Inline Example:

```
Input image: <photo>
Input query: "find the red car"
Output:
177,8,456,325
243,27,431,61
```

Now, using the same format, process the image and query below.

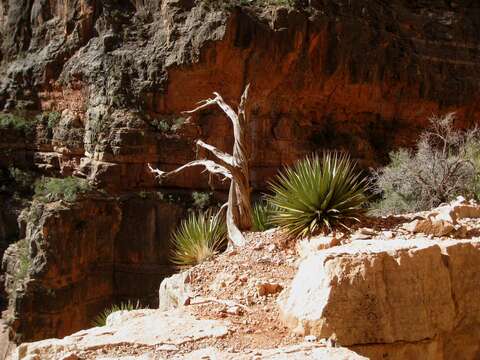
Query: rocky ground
7,197,480,360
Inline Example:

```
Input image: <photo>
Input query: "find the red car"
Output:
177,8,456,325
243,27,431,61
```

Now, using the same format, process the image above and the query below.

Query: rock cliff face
2,194,184,342
2,0,480,191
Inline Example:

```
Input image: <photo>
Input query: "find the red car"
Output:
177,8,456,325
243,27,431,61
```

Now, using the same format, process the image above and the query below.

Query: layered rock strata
1,0,480,192
2,194,184,342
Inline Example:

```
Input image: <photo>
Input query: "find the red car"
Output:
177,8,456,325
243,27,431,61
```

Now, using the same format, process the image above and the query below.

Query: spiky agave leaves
93,300,143,327
171,209,227,267
268,152,368,238
252,200,276,232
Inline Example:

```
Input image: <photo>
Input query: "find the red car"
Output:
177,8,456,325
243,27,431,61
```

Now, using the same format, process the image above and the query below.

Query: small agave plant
171,209,227,267
93,300,143,327
251,200,276,232
268,152,369,238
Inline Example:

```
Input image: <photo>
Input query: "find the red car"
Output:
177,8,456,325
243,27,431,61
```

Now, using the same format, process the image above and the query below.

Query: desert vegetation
371,113,480,215
268,152,369,238
149,86,253,248
93,301,144,327
251,200,276,232
34,177,92,203
167,112,480,266
171,209,227,266
0,113,35,134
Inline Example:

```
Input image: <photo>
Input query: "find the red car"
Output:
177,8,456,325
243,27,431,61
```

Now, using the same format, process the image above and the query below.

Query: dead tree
148,85,252,247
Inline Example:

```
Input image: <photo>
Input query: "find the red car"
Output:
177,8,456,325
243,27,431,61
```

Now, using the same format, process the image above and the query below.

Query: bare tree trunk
148,85,252,247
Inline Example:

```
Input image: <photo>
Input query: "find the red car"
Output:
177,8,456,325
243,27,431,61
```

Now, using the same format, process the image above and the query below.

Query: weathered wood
148,85,252,247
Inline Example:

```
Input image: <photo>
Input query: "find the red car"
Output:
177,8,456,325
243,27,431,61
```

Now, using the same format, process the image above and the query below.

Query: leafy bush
93,300,143,327
34,176,92,203
192,191,212,210
46,112,61,129
171,209,227,266
151,117,186,133
0,113,35,134
252,200,276,231
268,152,369,238
371,113,480,215
11,239,31,291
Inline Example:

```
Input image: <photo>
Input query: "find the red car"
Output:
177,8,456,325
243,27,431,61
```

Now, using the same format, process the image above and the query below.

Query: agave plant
93,300,143,327
171,209,227,266
268,152,368,238
252,200,276,231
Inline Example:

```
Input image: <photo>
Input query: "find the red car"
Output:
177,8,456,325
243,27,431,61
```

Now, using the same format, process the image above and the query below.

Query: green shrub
252,200,276,231
34,176,92,203
93,300,143,327
151,117,186,133
192,191,212,210
171,209,227,267
268,152,369,238
46,112,61,129
371,113,480,215
12,239,31,289
0,113,35,134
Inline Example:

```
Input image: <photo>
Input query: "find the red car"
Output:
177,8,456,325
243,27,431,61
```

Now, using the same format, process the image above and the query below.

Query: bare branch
196,140,237,169
182,92,238,128
212,92,238,125
148,160,232,182
182,95,221,115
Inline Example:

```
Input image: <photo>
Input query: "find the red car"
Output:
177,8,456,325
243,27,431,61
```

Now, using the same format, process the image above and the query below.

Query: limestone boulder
158,271,193,311
178,344,368,359
90,344,367,360
402,197,480,238
13,309,229,360
278,238,480,359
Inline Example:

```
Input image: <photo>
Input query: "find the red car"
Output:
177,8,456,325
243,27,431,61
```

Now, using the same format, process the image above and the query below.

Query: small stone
226,306,243,315
256,282,283,296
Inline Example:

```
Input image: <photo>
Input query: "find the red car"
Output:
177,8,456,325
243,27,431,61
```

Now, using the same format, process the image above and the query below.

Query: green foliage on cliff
150,116,186,133
93,300,144,327
191,191,212,210
371,113,480,215
171,209,227,266
268,152,369,238
10,239,31,293
0,113,36,134
34,176,92,203
46,111,61,129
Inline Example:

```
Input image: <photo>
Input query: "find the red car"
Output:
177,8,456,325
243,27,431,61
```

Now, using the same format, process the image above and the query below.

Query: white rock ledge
278,238,480,359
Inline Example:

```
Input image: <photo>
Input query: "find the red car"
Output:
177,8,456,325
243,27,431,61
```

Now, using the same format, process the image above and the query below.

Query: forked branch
149,85,252,247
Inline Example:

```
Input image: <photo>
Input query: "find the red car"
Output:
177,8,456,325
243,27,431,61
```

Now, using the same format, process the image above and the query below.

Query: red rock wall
1,1,480,192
